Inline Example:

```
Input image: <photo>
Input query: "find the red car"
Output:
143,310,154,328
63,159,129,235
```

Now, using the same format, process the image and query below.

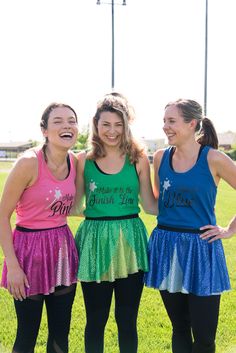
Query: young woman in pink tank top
0,103,79,353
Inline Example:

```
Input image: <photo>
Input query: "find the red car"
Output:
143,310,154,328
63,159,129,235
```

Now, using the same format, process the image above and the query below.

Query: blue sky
0,0,235,142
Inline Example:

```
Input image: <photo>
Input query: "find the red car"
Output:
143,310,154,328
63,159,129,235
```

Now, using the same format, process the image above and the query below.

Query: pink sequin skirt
1,225,79,296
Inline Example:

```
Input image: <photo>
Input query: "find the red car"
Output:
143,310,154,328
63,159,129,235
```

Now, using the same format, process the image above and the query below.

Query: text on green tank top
84,156,140,217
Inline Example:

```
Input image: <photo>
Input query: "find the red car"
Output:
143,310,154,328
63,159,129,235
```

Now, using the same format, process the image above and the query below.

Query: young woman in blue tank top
73,93,157,353
145,99,236,353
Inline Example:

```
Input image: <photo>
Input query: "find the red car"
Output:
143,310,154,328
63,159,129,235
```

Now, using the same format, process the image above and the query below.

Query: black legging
160,290,221,353
13,284,76,353
81,271,144,353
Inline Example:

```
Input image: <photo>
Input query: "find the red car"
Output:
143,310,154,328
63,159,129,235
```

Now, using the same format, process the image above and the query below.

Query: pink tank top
16,149,76,229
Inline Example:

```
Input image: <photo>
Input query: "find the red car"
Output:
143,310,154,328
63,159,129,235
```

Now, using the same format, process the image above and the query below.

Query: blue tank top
157,146,217,229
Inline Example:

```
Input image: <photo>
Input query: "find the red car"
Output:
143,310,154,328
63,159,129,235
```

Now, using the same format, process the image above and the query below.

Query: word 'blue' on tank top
157,146,217,229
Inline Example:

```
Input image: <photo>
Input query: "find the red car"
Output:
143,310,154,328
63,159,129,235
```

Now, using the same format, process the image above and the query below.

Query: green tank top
84,156,140,217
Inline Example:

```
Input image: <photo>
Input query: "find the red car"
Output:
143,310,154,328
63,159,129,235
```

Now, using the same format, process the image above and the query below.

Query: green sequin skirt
75,217,149,282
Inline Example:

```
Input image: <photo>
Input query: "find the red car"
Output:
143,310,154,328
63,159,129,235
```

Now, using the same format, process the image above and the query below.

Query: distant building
141,138,165,154
0,141,33,159
217,131,236,150
140,138,165,163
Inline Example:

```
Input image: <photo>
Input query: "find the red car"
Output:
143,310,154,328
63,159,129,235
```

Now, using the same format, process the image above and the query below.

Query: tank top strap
123,154,130,171
197,145,211,167
159,147,172,172
199,145,210,157
33,148,44,181
68,151,76,180
84,158,93,171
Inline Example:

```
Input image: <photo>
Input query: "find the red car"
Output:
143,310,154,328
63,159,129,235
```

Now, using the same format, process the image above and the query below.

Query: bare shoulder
14,149,38,171
154,148,166,157
153,148,166,167
69,150,78,168
138,152,149,166
77,150,87,159
136,153,150,174
76,150,87,172
77,150,87,162
208,148,234,166
8,149,38,186
208,148,236,187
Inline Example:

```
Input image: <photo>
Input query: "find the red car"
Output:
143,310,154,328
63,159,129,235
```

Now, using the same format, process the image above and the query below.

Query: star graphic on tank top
89,181,97,192
45,188,62,209
54,189,62,199
163,179,171,191
162,178,171,200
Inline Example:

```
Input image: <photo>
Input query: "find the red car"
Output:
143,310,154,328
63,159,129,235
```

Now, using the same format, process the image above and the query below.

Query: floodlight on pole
96,0,127,90
204,0,208,117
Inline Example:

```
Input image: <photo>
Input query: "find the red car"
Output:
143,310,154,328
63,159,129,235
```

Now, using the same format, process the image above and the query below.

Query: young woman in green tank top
74,93,157,353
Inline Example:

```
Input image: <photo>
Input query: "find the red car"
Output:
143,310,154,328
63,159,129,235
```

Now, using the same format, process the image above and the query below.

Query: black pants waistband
85,214,139,221
15,224,67,232
157,224,205,234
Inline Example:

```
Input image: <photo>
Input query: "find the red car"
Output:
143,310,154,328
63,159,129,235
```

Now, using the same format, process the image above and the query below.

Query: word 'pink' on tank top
16,149,76,229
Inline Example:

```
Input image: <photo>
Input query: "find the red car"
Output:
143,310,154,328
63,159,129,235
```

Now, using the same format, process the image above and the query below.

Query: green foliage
225,148,236,161
0,162,14,174
0,170,236,352
74,125,89,151
28,139,40,147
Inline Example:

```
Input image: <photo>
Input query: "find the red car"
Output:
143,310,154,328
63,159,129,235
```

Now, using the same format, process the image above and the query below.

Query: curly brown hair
87,94,144,163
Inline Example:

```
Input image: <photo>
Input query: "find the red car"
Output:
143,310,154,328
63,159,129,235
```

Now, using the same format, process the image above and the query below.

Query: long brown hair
87,94,144,163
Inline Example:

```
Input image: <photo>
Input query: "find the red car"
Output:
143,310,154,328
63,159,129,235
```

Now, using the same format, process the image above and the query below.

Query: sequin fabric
144,227,231,296
75,217,149,282
1,225,79,296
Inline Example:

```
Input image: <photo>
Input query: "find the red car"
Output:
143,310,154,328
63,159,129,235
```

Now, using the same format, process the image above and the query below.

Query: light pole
96,0,126,90
204,0,208,116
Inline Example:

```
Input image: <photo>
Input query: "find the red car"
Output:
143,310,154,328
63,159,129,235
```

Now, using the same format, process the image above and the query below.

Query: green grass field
0,161,236,353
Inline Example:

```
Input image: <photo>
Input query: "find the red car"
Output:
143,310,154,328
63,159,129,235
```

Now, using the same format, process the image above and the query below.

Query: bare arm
200,150,236,242
70,151,86,216
200,215,236,243
136,154,157,215
152,149,165,199
0,154,37,299
208,149,236,188
151,147,166,200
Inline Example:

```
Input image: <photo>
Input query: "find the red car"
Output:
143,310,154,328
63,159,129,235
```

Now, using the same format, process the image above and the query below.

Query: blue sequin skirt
144,225,231,296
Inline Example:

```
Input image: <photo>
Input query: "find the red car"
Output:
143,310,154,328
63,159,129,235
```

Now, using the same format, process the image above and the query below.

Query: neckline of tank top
93,155,128,175
41,149,71,181
169,145,205,173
